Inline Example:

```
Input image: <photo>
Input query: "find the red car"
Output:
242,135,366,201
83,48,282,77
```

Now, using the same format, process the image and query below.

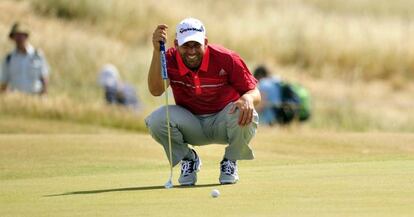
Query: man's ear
204,38,208,47
174,39,178,48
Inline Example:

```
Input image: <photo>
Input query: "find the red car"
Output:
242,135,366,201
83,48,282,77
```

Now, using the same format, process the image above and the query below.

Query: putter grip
160,41,168,80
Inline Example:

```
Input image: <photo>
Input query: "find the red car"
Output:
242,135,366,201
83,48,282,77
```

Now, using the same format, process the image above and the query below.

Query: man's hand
228,88,261,126
148,24,169,96
229,94,255,126
152,24,168,51
39,77,48,95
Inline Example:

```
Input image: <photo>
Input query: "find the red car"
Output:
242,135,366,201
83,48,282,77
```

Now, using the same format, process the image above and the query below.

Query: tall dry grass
1,0,413,132
3,0,414,94
28,0,414,81
0,93,146,132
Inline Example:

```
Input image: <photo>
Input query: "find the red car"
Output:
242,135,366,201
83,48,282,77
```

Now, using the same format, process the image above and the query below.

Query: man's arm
255,91,267,112
39,77,48,95
243,87,261,106
229,87,261,126
0,59,9,93
148,24,169,96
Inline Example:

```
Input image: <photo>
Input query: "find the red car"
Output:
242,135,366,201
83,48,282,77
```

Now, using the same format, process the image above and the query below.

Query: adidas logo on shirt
219,68,227,76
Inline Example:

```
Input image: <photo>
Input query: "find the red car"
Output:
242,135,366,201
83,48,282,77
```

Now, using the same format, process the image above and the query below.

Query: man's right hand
152,24,168,51
148,24,169,96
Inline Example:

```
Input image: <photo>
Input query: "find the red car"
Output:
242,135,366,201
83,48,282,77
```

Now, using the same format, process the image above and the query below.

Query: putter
160,41,174,189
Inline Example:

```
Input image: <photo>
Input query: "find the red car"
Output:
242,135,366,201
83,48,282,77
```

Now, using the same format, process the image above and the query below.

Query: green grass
1,124,413,217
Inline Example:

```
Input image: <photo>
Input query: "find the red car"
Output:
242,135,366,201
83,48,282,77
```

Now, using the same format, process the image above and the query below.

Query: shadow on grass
44,183,222,197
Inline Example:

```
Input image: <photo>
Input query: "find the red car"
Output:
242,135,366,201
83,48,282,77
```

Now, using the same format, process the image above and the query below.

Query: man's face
177,40,207,71
11,32,28,47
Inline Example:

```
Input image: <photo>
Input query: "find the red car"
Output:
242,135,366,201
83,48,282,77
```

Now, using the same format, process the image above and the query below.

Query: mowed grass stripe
1,132,413,179
1,132,413,217
1,160,413,217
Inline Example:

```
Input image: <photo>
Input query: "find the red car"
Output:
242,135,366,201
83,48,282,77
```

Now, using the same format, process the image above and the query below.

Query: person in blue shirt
253,65,282,125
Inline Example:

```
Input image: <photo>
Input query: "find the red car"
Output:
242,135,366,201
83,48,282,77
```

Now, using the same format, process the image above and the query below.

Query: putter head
164,179,173,189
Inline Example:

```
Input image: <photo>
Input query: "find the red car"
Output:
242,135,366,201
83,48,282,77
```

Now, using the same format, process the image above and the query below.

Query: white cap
98,64,120,88
176,18,206,46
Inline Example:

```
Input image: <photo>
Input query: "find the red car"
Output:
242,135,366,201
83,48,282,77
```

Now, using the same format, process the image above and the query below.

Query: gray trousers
145,103,259,167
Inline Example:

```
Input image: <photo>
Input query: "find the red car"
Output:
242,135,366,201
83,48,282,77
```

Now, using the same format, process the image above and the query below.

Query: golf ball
211,189,220,198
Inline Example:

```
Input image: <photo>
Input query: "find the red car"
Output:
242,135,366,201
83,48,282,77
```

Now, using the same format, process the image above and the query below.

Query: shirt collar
176,45,210,76
13,43,35,55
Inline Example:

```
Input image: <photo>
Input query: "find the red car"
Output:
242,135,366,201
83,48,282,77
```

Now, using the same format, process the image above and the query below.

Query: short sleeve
38,50,50,78
229,52,257,94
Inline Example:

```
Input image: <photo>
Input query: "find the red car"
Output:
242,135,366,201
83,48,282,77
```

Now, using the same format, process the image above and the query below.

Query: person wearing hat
145,18,261,185
1,22,50,95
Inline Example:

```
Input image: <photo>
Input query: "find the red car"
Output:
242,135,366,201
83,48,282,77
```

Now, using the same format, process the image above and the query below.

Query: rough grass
0,115,132,134
1,0,414,132
1,126,413,217
0,93,146,132
27,0,414,81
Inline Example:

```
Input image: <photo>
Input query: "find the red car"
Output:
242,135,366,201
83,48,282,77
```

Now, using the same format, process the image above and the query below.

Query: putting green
1,128,413,217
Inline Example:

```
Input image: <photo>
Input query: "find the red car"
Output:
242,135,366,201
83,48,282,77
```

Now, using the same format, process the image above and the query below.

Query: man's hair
253,65,269,80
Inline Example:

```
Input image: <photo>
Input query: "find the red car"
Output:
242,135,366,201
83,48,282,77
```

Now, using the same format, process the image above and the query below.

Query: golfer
145,18,261,185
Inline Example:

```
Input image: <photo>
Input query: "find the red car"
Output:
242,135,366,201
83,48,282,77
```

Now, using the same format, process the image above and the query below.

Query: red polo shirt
165,44,257,115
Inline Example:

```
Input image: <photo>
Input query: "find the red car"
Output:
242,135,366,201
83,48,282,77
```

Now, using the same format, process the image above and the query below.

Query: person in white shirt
98,64,141,110
1,22,49,95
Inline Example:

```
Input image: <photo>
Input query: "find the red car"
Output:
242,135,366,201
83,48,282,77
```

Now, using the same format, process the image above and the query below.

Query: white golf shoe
178,149,201,186
219,159,239,184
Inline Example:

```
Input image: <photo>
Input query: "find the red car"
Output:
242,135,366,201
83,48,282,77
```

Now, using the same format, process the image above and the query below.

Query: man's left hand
229,94,255,126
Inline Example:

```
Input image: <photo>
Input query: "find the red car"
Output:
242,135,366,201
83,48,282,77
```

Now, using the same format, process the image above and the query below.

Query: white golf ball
211,189,220,198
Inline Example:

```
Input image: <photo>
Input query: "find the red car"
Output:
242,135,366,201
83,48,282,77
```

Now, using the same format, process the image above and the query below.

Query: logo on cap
179,26,204,34
176,18,206,46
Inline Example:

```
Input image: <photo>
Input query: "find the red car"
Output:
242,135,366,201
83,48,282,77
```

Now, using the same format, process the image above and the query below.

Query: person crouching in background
98,64,142,111
254,65,312,126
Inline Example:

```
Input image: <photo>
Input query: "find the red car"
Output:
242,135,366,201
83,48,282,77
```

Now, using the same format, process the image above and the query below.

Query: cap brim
9,32,29,39
178,33,205,46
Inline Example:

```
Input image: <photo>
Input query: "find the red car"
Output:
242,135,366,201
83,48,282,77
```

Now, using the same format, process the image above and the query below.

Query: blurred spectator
98,64,142,110
254,65,282,125
254,65,311,126
1,22,50,95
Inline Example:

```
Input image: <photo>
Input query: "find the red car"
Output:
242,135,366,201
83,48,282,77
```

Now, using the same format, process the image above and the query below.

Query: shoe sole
219,179,239,185
220,182,237,185
179,183,196,186
219,175,239,185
